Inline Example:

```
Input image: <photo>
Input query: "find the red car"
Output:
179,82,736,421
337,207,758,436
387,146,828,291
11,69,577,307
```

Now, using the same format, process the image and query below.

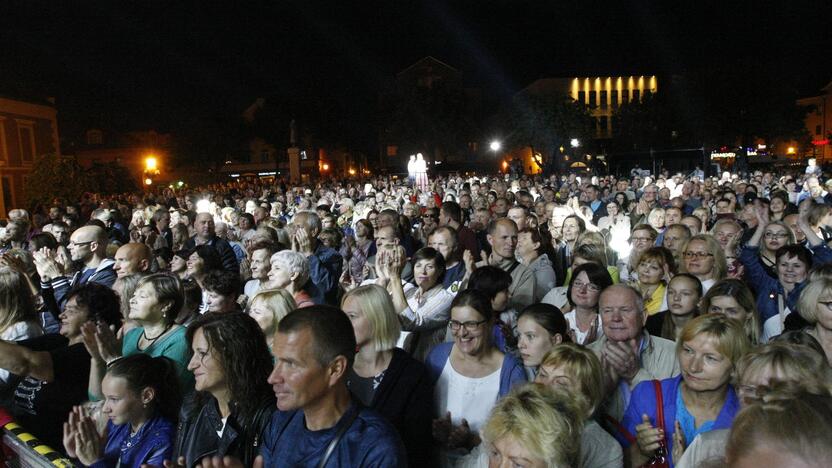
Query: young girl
645,273,702,340
64,354,181,468
515,303,570,380
632,247,675,315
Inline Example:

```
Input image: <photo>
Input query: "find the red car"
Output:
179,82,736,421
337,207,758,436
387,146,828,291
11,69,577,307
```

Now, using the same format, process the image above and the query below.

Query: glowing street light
570,138,580,148
144,178,153,186
145,156,158,171
490,140,502,152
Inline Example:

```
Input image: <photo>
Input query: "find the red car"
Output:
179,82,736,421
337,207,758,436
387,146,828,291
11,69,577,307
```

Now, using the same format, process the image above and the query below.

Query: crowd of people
0,165,830,467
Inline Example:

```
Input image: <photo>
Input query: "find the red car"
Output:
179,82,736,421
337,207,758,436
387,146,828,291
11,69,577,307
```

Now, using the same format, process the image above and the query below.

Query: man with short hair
0,219,29,252
261,306,406,466
476,218,535,310
429,226,466,292
590,285,679,421
680,215,702,236
183,213,239,273
50,221,70,246
290,211,342,305
440,201,479,261
112,243,152,278
34,225,116,312
662,224,692,264
506,206,529,231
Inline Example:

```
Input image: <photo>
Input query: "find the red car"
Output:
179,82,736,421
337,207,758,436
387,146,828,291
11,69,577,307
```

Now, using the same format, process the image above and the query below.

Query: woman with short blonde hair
679,234,727,293
247,288,297,349
341,284,434,467
536,343,624,468
481,383,583,468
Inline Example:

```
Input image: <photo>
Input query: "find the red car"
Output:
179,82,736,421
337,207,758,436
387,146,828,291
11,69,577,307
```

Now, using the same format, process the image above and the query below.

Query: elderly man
259,306,406,466
243,240,279,299
475,218,535,310
290,211,342,305
34,225,116,313
112,242,152,278
183,212,239,273
590,284,679,421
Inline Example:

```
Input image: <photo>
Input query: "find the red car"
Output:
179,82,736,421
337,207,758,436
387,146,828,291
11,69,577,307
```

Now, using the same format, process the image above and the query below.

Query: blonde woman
798,278,832,365
0,266,43,388
470,383,583,468
247,288,297,349
621,314,749,467
342,284,435,467
536,344,624,468
679,234,727,293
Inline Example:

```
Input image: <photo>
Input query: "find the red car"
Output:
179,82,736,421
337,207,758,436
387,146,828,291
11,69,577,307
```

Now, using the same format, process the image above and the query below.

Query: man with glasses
34,225,116,312
590,284,679,422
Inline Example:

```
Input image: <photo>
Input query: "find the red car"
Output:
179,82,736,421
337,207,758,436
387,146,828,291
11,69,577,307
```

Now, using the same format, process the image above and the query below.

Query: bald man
182,212,239,273
113,243,152,278
34,225,117,313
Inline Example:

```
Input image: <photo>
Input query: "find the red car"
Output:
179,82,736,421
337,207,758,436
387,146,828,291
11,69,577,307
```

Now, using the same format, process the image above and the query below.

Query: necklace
141,323,173,349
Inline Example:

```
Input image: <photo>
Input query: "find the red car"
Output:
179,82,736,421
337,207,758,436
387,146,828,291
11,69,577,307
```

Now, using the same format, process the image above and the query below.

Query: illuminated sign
710,152,736,160
812,139,829,146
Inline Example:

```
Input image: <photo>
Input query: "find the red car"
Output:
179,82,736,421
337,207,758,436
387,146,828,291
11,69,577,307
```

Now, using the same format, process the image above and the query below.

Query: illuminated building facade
0,95,61,215
797,80,832,161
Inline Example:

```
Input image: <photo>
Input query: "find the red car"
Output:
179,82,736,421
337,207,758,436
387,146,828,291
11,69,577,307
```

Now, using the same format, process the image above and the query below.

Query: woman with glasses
618,224,658,284
561,263,613,345
679,234,727,294
427,289,526,466
756,220,793,278
740,204,832,341
676,342,832,468
621,314,749,468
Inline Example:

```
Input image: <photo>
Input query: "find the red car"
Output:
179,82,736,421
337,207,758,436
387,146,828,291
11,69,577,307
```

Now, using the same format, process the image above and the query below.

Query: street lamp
490,140,502,152
145,156,158,171
570,138,580,148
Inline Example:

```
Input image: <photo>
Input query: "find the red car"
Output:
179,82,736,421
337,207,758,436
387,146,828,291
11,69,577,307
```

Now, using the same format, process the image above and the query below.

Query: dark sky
2,0,831,144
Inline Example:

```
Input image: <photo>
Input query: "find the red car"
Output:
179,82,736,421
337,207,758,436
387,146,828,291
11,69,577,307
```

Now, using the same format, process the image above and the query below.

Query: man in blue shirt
290,211,342,305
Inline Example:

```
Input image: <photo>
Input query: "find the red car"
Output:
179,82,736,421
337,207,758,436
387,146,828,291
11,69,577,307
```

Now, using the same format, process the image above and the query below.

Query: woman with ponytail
63,354,182,467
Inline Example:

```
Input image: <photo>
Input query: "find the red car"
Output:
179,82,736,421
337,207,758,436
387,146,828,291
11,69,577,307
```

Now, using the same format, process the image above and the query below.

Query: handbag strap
653,380,665,432
317,407,360,468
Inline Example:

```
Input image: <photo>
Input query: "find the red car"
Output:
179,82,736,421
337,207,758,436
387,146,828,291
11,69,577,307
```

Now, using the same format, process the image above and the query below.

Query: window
633,89,641,102
578,91,586,103
817,125,822,136
599,117,609,135
600,90,608,109
17,124,35,163
85,129,103,145
468,141,478,152
588,91,596,107
621,91,629,104
1,176,13,210
611,90,619,108
387,145,398,157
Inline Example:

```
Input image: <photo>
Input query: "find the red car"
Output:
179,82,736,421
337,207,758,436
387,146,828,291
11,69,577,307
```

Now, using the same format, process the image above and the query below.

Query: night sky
2,0,831,147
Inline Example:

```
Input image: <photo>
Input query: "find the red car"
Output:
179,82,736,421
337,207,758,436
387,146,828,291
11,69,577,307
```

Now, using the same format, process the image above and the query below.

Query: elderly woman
701,279,761,345
679,234,727,294
676,341,832,468
265,250,314,308
740,205,832,340
342,284,435,467
460,384,583,468
387,247,455,361
536,343,624,468
427,289,526,466
621,313,750,467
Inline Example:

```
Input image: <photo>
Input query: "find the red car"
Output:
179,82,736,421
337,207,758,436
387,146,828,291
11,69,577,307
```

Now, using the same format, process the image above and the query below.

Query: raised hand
447,418,476,451
603,340,639,382
432,411,453,445
94,322,122,364
73,412,104,465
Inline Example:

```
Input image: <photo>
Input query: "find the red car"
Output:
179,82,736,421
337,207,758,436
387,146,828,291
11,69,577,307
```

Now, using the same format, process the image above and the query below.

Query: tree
25,153,92,209
504,94,594,175
86,162,139,194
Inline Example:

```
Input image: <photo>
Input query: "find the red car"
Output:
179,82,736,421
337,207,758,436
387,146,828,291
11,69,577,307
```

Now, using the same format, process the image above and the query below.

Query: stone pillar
287,147,300,183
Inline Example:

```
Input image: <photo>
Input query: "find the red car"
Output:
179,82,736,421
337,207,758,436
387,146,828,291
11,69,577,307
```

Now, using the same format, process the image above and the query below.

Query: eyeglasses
448,319,487,331
683,251,714,259
631,237,653,243
69,241,93,248
572,281,601,292
763,232,789,240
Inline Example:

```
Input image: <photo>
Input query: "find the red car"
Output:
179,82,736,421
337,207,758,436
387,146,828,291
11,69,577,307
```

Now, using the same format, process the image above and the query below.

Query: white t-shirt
564,311,604,345
436,359,501,467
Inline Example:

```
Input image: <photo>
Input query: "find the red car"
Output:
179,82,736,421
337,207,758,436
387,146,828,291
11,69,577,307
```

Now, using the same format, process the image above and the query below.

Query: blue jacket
620,376,740,468
424,342,527,397
90,415,175,468
740,244,832,322
305,243,343,305
259,401,407,467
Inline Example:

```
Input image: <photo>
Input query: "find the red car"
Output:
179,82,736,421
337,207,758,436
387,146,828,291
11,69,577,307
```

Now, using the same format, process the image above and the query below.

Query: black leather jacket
173,393,275,467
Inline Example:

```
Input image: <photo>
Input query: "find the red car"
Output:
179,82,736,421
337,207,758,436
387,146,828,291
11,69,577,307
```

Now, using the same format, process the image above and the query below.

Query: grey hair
270,250,310,286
